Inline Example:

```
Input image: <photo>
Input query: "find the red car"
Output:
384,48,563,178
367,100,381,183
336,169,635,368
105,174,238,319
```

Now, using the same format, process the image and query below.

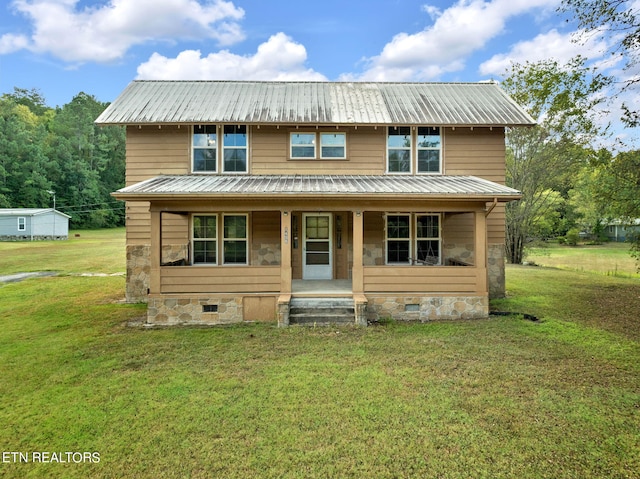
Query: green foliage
561,0,640,126
0,88,125,229
502,58,612,263
565,228,581,245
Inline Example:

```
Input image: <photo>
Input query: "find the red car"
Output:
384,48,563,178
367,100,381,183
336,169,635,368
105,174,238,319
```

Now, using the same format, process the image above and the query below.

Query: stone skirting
365,294,489,322
0,235,67,241
126,244,150,303
147,295,247,325
488,244,506,299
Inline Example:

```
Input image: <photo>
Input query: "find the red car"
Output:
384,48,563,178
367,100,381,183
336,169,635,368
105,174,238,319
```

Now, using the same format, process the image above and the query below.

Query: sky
0,0,636,146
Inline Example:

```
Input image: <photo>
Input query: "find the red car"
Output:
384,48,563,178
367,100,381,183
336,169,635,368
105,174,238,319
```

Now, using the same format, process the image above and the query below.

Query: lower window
223,215,248,264
192,215,217,264
385,213,441,265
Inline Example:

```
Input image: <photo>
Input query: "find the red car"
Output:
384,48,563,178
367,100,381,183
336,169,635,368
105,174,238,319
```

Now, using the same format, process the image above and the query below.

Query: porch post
352,210,364,295
474,209,488,295
280,210,292,295
149,209,161,295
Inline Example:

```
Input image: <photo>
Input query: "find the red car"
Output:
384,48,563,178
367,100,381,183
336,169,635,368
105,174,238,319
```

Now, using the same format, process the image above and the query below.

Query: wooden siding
126,126,189,184
250,126,384,175
363,266,479,293
122,125,508,246
160,266,280,294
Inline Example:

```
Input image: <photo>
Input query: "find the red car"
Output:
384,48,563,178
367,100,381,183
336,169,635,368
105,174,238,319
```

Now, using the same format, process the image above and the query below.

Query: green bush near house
0,229,638,478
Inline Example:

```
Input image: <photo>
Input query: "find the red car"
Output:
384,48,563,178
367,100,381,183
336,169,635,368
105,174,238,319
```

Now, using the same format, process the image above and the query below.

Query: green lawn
526,242,639,277
1,230,639,478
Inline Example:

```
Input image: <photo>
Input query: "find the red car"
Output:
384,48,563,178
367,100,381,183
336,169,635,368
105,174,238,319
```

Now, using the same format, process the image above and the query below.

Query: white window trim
17,217,26,231
222,213,249,266
191,214,218,265
319,132,347,159
192,125,218,174
386,126,413,174
416,127,443,175
385,213,412,265
415,213,442,265
221,125,249,174
290,132,317,159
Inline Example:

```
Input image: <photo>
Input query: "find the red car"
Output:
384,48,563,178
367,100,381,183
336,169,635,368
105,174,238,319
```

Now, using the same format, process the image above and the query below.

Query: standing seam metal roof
95,81,535,126
113,175,521,199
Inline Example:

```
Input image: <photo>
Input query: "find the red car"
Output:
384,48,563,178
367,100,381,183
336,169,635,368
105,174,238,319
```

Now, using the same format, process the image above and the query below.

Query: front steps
288,297,356,326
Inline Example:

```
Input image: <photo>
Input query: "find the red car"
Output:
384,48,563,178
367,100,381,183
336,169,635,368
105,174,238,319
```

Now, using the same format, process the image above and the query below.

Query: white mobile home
0,209,70,241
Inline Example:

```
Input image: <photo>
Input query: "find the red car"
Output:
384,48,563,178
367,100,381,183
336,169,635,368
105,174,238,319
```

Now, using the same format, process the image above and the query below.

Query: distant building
0,208,70,241
606,219,640,243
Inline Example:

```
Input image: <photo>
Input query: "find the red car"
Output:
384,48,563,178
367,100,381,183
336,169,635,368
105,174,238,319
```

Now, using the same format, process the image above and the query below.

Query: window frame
222,214,249,265
17,217,26,231
416,127,442,174
222,125,248,173
192,125,218,173
191,214,218,265
385,214,412,265
415,214,441,265
319,132,346,159
387,126,412,174
290,132,317,159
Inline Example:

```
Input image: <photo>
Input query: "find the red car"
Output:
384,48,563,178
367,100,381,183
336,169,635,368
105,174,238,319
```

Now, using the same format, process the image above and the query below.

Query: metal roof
113,175,521,201
95,81,535,127
0,208,71,218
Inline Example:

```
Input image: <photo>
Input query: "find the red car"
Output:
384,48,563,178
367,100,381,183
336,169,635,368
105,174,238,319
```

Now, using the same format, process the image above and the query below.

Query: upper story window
192,125,248,173
291,133,316,159
223,125,247,173
193,126,217,173
17,217,26,231
320,133,346,159
417,127,441,173
387,127,412,173
387,126,442,174
290,132,347,159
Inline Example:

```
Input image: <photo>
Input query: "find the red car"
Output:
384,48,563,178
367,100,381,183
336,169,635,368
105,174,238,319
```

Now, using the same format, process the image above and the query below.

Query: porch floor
291,280,353,296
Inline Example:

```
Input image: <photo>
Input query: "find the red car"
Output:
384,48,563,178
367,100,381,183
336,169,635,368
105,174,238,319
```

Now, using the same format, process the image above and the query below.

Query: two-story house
96,81,534,326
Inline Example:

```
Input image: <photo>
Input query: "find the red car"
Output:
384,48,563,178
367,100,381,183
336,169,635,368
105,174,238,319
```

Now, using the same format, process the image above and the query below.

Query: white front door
303,213,332,280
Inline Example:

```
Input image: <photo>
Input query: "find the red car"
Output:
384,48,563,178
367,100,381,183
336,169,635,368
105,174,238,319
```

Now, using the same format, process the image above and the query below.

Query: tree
502,57,612,264
561,0,640,126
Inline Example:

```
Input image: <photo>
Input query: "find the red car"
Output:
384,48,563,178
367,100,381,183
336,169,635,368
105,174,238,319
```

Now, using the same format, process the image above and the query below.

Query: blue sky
0,0,635,144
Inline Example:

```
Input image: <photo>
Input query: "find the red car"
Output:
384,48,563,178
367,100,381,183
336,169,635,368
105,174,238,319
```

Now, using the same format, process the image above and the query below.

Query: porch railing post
352,210,364,295
280,210,292,295
474,209,487,295
150,209,161,295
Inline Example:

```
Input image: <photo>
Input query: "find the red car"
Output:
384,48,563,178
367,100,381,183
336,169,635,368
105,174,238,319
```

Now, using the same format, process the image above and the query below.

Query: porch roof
113,174,521,201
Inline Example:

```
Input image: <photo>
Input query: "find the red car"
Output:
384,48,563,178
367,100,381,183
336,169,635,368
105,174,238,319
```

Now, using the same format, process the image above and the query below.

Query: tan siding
161,266,280,293
126,126,190,185
444,127,506,183
250,126,384,174
252,211,280,245
363,266,478,293
443,212,474,244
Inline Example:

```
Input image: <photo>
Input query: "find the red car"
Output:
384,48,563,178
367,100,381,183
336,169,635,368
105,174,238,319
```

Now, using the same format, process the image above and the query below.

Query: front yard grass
0,230,638,478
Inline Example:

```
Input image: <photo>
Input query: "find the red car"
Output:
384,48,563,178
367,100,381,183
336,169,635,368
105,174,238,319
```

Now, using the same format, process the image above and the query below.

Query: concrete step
289,297,355,325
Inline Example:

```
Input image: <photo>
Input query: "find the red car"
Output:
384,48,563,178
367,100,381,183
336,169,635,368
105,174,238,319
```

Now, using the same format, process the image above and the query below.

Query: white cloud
343,0,559,81
4,0,245,63
0,33,29,54
479,29,614,77
136,32,328,81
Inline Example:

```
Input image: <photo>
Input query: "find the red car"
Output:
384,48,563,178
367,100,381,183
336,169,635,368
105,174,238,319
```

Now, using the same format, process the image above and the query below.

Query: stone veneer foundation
488,244,506,298
366,295,489,322
147,295,246,325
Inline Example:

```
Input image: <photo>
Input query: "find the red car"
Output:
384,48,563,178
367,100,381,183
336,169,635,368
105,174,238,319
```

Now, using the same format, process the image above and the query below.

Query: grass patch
526,242,639,278
0,228,125,275
1,231,639,478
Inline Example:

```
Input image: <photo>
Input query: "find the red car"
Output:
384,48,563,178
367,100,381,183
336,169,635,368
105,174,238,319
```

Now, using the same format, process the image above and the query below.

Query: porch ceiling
113,174,521,202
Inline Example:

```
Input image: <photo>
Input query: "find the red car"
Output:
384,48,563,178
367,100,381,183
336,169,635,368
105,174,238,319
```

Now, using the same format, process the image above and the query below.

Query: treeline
0,88,125,229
